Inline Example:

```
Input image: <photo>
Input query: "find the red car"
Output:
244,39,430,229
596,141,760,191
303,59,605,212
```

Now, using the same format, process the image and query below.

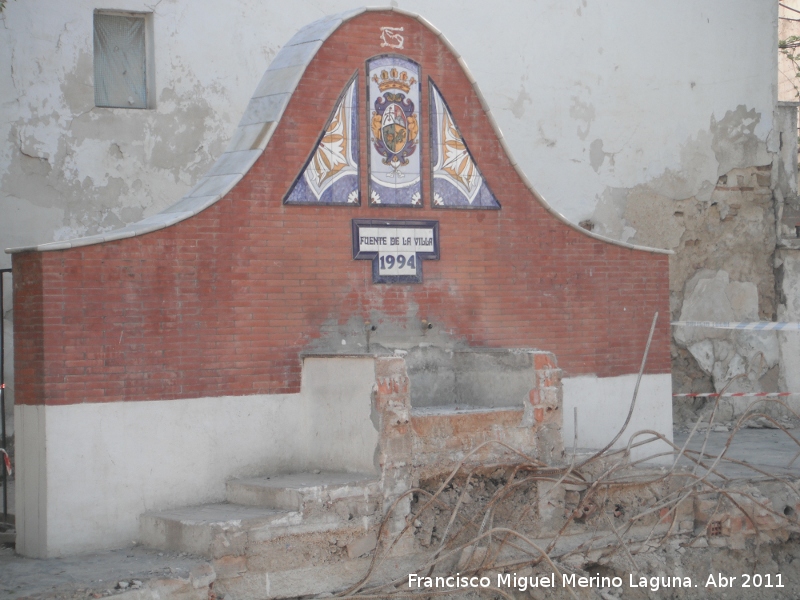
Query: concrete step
226,472,380,515
139,503,298,558
140,474,383,559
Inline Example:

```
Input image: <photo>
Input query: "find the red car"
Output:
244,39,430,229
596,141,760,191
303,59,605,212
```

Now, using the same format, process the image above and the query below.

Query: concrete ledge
139,504,292,558
226,472,379,511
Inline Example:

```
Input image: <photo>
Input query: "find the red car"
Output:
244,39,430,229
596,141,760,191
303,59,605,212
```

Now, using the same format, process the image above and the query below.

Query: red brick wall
12,12,671,406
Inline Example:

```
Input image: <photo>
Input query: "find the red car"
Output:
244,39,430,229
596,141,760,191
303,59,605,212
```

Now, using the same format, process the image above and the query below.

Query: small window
93,12,150,109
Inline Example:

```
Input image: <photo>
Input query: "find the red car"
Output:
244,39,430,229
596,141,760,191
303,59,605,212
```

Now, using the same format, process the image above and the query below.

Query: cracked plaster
674,270,780,399
585,103,782,399
592,107,773,244
0,0,285,267
507,84,532,120
0,2,778,261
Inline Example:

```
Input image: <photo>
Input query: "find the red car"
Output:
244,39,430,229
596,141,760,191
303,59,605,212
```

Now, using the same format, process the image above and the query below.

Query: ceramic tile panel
429,81,500,209
352,219,439,283
367,56,422,207
285,74,360,205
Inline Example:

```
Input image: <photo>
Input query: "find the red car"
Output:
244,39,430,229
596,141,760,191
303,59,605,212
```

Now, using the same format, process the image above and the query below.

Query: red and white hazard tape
0,449,10,477
672,321,800,331
673,392,797,398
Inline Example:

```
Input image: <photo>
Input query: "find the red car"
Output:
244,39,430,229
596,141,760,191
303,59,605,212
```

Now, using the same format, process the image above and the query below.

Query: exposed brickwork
12,12,670,406
374,352,561,491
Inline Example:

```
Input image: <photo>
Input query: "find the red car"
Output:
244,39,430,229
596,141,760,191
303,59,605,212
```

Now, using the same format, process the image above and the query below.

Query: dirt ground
0,544,207,600
491,538,800,600
280,540,800,599
4,424,800,600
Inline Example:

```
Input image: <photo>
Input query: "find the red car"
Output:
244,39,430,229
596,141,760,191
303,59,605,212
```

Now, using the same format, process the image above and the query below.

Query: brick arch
11,9,671,406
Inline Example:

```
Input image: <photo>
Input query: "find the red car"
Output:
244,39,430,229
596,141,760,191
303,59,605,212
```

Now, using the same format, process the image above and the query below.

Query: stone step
139,503,298,558
226,471,380,514
140,474,383,559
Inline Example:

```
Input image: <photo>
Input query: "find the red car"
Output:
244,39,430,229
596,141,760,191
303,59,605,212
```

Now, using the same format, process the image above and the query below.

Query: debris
572,500,597,520
333,391,800,600
346,532,377,559
745,416,779,429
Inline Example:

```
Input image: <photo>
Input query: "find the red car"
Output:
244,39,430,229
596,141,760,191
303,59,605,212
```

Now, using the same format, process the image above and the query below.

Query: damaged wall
0,0,784,420
0,1,778,253
659,107,800,409
593,109,784,405
667,165,778,394
0,1,270,253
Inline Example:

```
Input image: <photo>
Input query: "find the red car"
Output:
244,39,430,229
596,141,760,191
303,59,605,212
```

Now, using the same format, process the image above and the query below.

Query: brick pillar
373,357,413,536
529,351,564,465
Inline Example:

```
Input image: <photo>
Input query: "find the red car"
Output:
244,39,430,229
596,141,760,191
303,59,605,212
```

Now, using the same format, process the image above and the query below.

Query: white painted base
15,357,379,558
562,373,673,462
15,359,674,558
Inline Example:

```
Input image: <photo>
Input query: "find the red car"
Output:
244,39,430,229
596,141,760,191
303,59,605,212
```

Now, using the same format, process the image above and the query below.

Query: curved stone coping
6,7,671,256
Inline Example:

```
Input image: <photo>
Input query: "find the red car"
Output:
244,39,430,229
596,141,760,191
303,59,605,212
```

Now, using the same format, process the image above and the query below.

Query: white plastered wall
563,374,673,462
0,0,777,264
15,357,379,558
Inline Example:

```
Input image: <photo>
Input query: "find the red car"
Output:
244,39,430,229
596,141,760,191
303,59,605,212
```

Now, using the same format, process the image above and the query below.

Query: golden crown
373,68,416,93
